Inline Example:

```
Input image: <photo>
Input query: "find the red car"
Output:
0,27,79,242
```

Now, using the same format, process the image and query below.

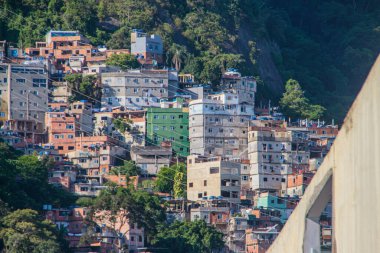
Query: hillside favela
0,1,379,253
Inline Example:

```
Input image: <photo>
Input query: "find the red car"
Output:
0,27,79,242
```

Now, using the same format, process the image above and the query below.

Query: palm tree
168,43,188,71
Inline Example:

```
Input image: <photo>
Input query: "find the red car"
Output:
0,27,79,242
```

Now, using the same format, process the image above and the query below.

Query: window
16,78,25,84
221,191,230,198
170,126,174,131
153,115,159,119
32,78,47,87
210,167,219,174
242,175,248,181
131,236,134,241
139,235,142,242
204,192,207,196
204,180,207,186
68,146,74,150
58,146,63,150
189,183,193,188
153,126,159,131
263,177,268,182
198,193,203,198
66,124,74,129
170,115,175,120
145,79,149,83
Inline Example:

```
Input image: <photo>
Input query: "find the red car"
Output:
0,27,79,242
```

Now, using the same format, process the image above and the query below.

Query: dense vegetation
0,141,219,252
0,141,74,252
1,0,380,120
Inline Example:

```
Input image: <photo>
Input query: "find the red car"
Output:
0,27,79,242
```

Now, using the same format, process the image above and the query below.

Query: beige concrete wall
267,56,380,252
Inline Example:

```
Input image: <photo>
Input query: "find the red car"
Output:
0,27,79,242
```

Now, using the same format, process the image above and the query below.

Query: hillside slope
1,0,380,121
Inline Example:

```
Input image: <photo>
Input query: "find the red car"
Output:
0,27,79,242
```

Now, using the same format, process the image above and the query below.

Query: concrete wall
267,56,380,252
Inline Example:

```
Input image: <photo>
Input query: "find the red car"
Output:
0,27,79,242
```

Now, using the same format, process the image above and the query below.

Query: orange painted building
246,227,278,253
25,30,130,73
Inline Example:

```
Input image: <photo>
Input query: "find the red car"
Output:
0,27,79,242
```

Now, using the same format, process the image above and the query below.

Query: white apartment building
220,69,256,106
189,92,255,159
101,69,178,109
248,126,310,192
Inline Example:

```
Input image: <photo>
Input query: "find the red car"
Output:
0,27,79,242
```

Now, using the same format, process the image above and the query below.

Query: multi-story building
220,69,256,106
226,216,248,253
189,92,255,159
0,63,48,143
130,142,172,175
131,29,163,65
101,69,178,109
50,81,71,102
94,108,146,147
146,100,189,157
68,100,93,136
245,226,279,253
286,171,314,197
247,126,310,192
45,102,76,155
254,192,298,223
24,30,129,76
187,155,241,204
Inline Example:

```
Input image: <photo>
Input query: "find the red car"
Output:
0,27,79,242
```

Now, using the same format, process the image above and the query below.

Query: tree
151,220,224,253
167,43,188,71
106,53,140,70
110,160,141,177
62,0,98,36
155,163,186,195
112,118,132,133
0,209,67,253
173,171,186,199
280,79,326,120
0,141,75,210
65,74,101,104
84,187,166,251
200,53,245,86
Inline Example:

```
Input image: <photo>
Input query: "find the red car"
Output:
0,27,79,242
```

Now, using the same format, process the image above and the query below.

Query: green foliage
2,0,380,120
151,220,224,253
166,43,188,71
0,141,75,210
89,186,166,240
280,79,326,120
105,53,140,70
155,163,186,195
112,117,132,133
75,197,95,207
173,171,185,199
64,74,101,104
110,160,141,177
62,0,97,36
183,10,230,54
0,209,68,253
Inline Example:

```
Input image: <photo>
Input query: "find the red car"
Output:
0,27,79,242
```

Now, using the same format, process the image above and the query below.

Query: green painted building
146,106,189,157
